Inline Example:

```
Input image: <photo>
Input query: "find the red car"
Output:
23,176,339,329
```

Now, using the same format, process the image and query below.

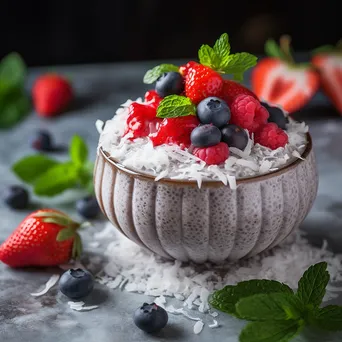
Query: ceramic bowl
94,134,318,264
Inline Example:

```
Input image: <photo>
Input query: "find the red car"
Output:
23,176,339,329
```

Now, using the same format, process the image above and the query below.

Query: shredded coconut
193,320,205,334
209,319,219,328
97,99,308,188
67,301,99,312
30,274,60,297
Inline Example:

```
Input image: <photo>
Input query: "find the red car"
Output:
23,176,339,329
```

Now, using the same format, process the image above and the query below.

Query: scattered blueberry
59,268,94,300
76,196,100,219
3,185,29,209
197,97,230,128
191,124,222,148
155,72,184,98
221,124,249,150
133,302,168,333
30,129,54,151
261,102,288,130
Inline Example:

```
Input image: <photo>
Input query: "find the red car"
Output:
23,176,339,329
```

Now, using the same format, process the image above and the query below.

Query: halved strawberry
311,42,342,114
251,36,320,113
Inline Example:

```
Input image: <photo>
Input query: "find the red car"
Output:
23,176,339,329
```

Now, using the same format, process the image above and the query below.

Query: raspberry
144,90,162,109
254,123,289,150
193,142,229,165
230,94,269,133
149,115,199,148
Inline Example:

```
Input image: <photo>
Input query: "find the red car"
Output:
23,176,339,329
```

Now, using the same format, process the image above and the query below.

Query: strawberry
32,73,73,117
179,61,198,78
185,62,224,104
311,42,342,114
0,209,84,268
251,36,320,113
220,79,258,105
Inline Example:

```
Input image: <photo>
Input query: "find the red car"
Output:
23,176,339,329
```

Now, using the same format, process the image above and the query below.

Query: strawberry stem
279,35,295,64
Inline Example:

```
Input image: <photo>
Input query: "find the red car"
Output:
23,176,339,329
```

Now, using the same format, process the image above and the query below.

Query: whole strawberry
32,74,73,117
0,209,84,268
220,79,258,106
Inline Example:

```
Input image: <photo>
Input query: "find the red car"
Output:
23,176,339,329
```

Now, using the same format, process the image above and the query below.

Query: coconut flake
193,321,204,334
227,175,237,190
209,319,219,328
95,120,104,134
292,150,305,160
68,301,99,311
30,274,60,297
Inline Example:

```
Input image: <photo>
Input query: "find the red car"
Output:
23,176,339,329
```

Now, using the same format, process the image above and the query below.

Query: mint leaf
296,262,329,307
156,95,196,119
0,52,26,91
70,135,88,166
143,64,179,84
311,305,342,331
33,163,79,197
12,155,59,184
198,44,220,69
209,280,293,317
222,52,258,81
264,39,286,59
213,33,230,68
236,293,303,321
311,45,336,55
239,320,303,342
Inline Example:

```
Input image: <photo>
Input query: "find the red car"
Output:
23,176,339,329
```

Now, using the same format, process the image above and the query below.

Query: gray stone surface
0,61,342,341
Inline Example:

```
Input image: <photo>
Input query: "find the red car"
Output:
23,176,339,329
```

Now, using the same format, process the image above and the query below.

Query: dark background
1,0,340,67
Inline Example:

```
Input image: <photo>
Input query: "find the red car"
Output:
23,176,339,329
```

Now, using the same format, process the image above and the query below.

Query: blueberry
221,124,249,150
3,185,29,209
261,102,288,130
197,97,230,128
76,196,100,219
155,72,184,98
30,130,54,151
191,124,222,148
59,268,94,299
133,303,168,333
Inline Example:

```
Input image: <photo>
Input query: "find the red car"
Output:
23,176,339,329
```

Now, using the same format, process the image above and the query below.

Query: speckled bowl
94,134,318,264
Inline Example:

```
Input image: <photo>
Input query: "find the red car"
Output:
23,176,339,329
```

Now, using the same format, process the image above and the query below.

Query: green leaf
0,52,26,91
156,95,196,119
222,52,258,81
311,45,336,55
236,293,303,321
239,320,303,342
296,262,330,307
264,39,286,59
33,162,79,197
70,135,88,166
143,64,179,84
56,228,76,241
0,88,31,128
311,305,342,331
209,280,293,317
213,33,231,67
72,233,83,259
12,154,59,184
198,44,220,69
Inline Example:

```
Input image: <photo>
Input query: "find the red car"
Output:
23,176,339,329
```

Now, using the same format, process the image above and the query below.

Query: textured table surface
0,61,342,342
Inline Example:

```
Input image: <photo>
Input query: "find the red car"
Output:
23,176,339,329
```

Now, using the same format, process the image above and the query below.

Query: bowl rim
99,133,312,187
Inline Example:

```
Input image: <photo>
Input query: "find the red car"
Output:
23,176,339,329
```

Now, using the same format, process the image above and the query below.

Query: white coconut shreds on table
93,222,342,330
97,98,309,189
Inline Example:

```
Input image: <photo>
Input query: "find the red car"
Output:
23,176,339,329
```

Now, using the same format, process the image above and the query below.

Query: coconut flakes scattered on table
67,301,99,312
30,274,60,297
95,222,342,320
97,99,309,188
193,320,205,334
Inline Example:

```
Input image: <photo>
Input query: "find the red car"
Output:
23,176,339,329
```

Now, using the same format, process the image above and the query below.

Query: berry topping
59,268,94,300
179,61,198,77
261,102,288,130
150,115,199,148
129,102,157,120
185,63,223,104
221,124,249,150
254,123,289,150
155,72,184,98
2,185,29,210
144,90,162,109
76,196,100,219
133,303,168,333
30,129,54,151
230,94,269,133
193,142,229,165
196,96,231,128
220,79,258,105
191,124,222,148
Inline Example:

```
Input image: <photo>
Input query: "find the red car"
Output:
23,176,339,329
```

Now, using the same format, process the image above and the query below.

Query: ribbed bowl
94,135,318,264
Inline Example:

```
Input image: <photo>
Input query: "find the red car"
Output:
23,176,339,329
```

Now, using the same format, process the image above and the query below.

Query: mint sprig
143,64,179,84
12,135,94,197
209,262,342,342
156,95,196,119
0,52,31,128
198,33,257,81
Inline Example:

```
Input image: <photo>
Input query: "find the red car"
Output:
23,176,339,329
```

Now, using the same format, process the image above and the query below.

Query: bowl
94,134,318,264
